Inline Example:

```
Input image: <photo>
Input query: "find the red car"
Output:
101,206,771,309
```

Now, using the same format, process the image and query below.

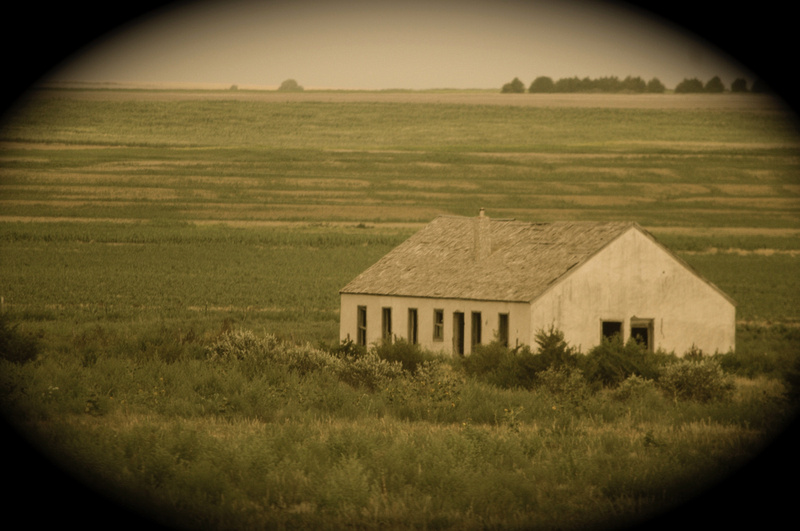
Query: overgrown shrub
335,352,403,391
205,329,278,362
374,339,431,374
609,374,659,402
464,328,581,390
324,338,367,361
0,316,40,364
534,326,579,370
581,337,662,388
462,341,535,389
382,359,463,421
656,358,735,402
535,366,590,407
207,330,403,390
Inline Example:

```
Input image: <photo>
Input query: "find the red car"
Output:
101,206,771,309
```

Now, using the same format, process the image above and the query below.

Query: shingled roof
340,214,636,302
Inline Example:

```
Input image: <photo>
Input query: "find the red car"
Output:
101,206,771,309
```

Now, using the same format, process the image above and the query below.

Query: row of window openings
602,319,654,351
356,306,510,353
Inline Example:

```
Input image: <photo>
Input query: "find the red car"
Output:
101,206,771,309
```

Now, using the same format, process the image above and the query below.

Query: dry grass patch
0,215,140,224
279,178,371,189
648,227,800,237
34,88,789,112
682,248,800,256
529,194,658,207
676,196,798,209
712,184,785,196
393,179,480,191
180,203,446,222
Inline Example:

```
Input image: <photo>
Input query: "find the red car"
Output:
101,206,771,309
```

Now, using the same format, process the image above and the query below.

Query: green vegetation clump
277,79,304,92
373,338,433,374
462,327,579,390
500,77,525,93
207,329,403,390
656,356,735,402
0,316,40,364
522,75,664,93
581,336,668,388
674,77,706,93
0,321,793,530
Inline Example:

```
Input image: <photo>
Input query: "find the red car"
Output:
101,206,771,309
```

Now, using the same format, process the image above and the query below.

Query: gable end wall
529,228,735,355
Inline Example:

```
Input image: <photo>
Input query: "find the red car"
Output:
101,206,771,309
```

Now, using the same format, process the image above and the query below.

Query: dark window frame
356,306,367,346
601,320,623,341
433,309,444,341
498,313,509,347
630,318,655,352
382,307,393,342
471,311,482,347
408,308,418,345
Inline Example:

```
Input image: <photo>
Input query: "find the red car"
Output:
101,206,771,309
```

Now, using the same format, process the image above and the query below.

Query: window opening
408,308,418,345
453,312,465,356
382,307,392,343
433,309,444,341
471,312,482,347
601,321,623,342
498,313,509,347
630,318,654,352
357,306,367,346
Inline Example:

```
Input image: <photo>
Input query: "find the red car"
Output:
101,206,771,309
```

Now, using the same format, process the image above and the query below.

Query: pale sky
48,0,754,91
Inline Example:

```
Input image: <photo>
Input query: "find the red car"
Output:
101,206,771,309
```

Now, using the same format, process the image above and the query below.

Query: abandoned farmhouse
339,211,736,356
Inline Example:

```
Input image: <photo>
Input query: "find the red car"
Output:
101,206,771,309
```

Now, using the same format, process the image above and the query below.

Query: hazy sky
48,0,753,90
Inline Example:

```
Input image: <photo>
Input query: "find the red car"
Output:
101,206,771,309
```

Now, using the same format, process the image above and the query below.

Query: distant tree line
673,76,769,94
502,75,769,94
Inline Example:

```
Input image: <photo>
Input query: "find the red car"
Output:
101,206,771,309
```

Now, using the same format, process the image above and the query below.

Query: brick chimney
474,208,491,260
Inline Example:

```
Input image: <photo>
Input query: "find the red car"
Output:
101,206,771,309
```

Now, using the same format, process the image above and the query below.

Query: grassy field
1,89,799,530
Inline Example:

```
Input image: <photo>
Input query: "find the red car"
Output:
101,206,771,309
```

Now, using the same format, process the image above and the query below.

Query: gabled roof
340,215,635,302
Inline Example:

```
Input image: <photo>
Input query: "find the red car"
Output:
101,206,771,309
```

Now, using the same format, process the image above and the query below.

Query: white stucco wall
339,293,530,356
529,228,735,355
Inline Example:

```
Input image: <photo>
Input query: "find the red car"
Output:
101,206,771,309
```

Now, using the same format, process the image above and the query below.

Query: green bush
534,326,579,370
374,339,431,374
324,338,367,361
205,329,278,362
608,374,659,402
0,316,40,364
580,336,662,388
207,329,403,391
464,328,581,390
334,352,403,391
535,366,590,407
462,340,510,376
656,358,735,402
462,341,536,389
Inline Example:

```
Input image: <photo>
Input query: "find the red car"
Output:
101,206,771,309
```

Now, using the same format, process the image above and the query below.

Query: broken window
601,320,623,341
471,312,482,347
408,308,418,345
357,306,367,346
498,313,509,347
630,318,654,352
453,311,465,355
433,309,444,341
382,307,392,343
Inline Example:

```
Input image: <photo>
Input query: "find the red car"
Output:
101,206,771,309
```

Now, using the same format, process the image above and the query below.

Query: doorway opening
453,312,465,356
